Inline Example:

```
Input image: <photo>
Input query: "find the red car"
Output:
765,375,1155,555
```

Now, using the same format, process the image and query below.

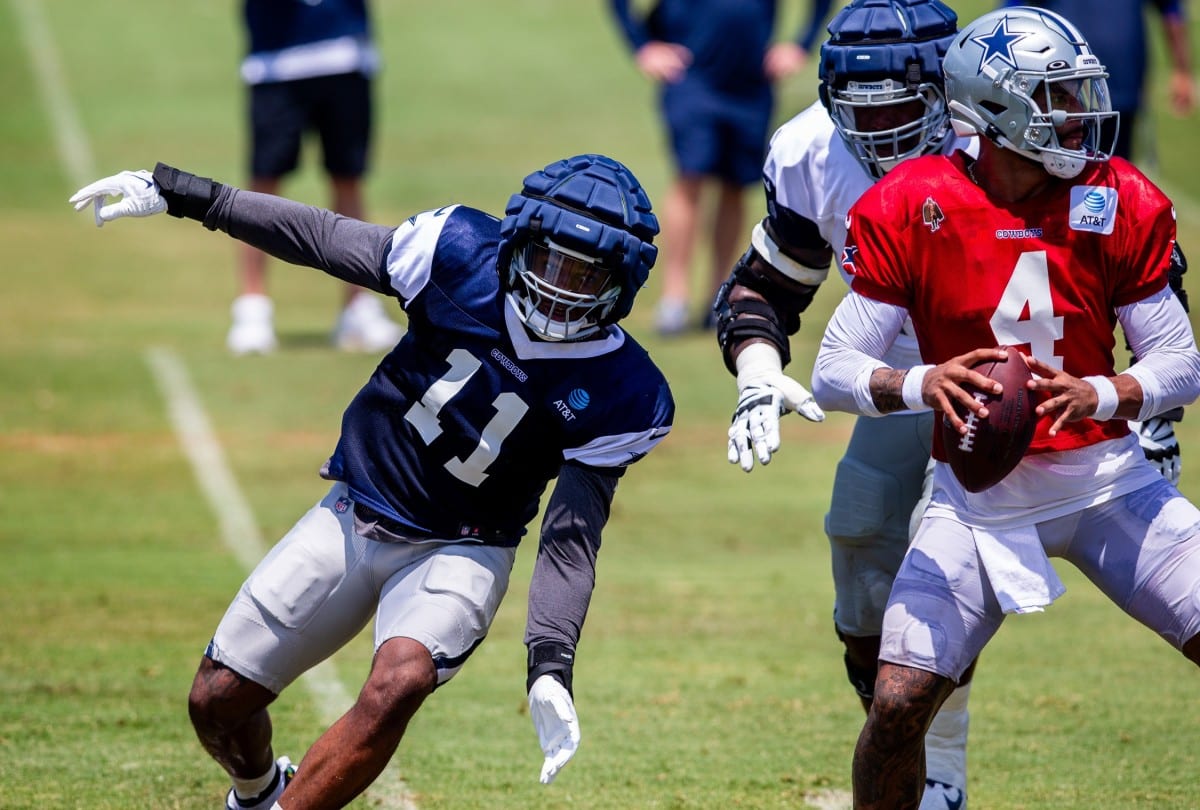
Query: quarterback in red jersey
812,7,1200,809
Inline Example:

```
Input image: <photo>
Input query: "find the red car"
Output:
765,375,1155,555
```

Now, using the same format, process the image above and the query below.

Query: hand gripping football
941,346,1038,492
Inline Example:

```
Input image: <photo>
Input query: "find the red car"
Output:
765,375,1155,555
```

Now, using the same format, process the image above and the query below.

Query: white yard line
145,347,418,809
9,0,94,187
10,0,413,800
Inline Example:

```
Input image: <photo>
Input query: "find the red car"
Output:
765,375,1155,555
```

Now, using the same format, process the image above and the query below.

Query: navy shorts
248,72,372,179
660,83,771,186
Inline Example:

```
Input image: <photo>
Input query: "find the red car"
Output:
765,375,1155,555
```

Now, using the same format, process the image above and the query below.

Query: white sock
925,681,970,789
232,761,279,801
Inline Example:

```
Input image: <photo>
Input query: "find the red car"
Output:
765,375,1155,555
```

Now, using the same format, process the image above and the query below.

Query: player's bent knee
187,657,276,731
360,637,437,721
870,663,951,732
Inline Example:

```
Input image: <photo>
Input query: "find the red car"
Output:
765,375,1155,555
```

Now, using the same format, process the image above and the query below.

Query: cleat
227,294,278,355
920,778,965,810
225,756,296,809
653,298,690,336
333,293,404,352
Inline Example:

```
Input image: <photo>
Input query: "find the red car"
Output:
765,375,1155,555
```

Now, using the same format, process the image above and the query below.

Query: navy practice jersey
241,0,377,85
320,205,674,543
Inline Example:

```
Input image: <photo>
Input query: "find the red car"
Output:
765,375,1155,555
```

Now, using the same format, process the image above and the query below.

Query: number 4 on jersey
989,250,1065,368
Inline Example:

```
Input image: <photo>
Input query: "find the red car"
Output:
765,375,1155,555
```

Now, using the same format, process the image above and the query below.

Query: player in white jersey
713,1,972,805
70,154,673,807
812,8,1200,807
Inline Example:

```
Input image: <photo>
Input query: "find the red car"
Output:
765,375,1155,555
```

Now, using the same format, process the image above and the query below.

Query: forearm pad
716,247,813,373
152,162,223,222
527,643,575,697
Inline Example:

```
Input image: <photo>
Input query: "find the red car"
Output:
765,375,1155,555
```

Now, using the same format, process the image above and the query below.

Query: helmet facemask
1022,72,1116,178
827,77,951,179
508,238,621,341
817,0,960,180
497,154,659,342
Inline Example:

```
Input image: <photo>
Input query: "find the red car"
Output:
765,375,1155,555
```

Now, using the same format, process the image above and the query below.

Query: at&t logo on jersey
1069,186,1118,235
553,388,591,422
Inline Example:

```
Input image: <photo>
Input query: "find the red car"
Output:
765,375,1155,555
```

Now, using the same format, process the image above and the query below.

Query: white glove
69,170,166,227
528,674,580,785
727,343,825,472
1131,416,1181,486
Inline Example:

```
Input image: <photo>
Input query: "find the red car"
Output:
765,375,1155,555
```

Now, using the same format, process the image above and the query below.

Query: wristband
152,162,222,222
527,643,575,696
1083,375,1119,421
902,365,934,412
735,342,784,388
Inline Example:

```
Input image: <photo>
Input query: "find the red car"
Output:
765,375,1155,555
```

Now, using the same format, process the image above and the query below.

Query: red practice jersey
843,150,1176,457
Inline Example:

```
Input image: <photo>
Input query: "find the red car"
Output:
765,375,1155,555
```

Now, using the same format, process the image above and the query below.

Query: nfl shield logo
334,497,351,514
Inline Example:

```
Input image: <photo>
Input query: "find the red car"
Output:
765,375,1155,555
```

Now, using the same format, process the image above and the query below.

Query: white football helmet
943,6,1118,179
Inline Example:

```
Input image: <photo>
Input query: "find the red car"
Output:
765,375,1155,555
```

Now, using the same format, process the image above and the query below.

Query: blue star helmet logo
971,16,1026,72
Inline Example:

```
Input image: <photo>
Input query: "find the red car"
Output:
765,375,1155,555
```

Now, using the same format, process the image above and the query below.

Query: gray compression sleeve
204,185,397,294
524,464,620,651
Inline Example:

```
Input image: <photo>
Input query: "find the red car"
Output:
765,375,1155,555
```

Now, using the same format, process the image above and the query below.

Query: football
941,346,1038,493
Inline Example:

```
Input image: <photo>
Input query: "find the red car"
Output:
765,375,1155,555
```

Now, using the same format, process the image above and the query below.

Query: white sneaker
333,294,404,352
225,756,296,809
920,778,966,810
227,294,278,355
654,298,690,336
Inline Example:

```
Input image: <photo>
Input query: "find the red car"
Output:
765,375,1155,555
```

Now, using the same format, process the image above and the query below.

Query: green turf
5,0,1200,807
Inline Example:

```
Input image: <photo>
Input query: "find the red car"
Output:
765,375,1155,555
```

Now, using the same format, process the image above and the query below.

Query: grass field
4,1,1200,807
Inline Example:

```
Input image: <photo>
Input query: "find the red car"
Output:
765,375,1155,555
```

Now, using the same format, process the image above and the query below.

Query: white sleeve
384,205,459,301
1116,286,1200,419
812,291,907,417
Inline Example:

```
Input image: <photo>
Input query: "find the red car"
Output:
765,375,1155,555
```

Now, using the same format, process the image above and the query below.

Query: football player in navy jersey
70,154,674,808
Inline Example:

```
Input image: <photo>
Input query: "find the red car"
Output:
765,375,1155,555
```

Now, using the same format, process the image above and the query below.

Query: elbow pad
152,162,223,222
715,252,795,374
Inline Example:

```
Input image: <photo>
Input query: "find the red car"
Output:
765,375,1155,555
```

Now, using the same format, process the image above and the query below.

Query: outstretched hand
727,343,824,472
69,169,166,227
727,375,824,471
528,674,580,785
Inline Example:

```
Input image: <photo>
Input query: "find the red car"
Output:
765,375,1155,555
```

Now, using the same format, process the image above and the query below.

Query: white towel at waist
972,524,1066,614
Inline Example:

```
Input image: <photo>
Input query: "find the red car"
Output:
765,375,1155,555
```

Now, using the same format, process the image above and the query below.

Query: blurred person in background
609,0,834,336
1003,0,1196,161
229,0,404,355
